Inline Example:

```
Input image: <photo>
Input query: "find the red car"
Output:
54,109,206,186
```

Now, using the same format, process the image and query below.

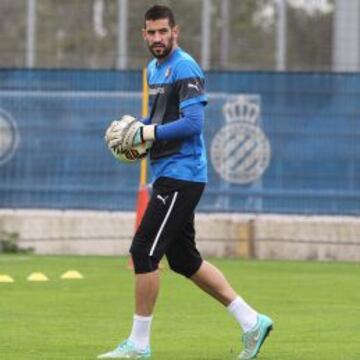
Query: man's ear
142,28,147,41
172,25,179,41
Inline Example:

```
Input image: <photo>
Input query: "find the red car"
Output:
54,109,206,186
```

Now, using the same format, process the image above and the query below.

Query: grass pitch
0,255,359,360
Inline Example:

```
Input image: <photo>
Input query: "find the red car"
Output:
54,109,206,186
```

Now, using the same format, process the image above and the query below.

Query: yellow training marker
0,274,14,283
61,270,84,280
27,272,49,282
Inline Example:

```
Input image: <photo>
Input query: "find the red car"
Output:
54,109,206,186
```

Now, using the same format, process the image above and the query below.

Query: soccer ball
111,141,151,163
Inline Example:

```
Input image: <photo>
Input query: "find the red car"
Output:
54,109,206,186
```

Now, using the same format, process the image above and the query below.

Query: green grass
0,255,359,360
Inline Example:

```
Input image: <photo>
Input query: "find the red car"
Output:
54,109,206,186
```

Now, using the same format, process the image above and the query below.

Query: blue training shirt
147,47,208,183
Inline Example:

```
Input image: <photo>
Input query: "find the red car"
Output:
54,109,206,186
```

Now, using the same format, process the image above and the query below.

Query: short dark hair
144,5,176,28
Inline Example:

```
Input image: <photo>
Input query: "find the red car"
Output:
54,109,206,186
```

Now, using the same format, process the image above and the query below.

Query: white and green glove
105,115,136,150
105,114,156,151
129,123,157,148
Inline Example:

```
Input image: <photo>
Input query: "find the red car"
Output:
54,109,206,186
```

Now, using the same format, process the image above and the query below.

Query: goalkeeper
100,4,273,360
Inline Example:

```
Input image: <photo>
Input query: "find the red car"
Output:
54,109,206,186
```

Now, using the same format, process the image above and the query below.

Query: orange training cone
135,185,150,230
127,184,150,269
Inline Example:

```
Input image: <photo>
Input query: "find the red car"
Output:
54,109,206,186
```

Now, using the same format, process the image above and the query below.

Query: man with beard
99,5,273,360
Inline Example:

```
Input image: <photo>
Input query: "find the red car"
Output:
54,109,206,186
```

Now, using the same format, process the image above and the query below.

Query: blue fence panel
204,72,360,214
0,69,359,214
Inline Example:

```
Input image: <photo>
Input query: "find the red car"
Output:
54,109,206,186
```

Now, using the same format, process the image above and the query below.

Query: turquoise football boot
239,314,273,359
97,339,151,359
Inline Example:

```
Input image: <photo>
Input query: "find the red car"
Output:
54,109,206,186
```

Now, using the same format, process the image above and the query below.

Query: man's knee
130,248,159,274
167,258,202,278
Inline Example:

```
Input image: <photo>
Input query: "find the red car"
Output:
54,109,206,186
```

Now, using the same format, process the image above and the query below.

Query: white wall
1,209,360,261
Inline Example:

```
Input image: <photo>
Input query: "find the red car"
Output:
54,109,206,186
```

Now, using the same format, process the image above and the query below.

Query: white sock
227,296,258,332
129,314,153,350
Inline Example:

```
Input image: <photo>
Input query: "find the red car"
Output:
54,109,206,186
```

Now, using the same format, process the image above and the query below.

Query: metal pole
333,0,360,71
276,0,287,71
26,0,36,68
201,0,211,71
117,0,128,69
220,0,230,69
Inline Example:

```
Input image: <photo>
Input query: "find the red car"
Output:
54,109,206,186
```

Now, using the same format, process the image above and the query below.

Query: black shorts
130,176,205,277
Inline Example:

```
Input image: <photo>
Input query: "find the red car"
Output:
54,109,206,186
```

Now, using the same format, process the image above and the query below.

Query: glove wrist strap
142,125,157,141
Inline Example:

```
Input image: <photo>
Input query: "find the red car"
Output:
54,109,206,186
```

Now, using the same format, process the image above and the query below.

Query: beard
148,36,174,59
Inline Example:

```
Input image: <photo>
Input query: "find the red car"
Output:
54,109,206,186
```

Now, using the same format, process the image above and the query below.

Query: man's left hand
122,123,157,150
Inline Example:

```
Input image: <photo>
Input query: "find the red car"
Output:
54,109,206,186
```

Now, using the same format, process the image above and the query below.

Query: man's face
142,18,178,59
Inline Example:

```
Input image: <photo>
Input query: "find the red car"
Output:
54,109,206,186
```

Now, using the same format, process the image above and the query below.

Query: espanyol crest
210,95,271,184
0,109,19,166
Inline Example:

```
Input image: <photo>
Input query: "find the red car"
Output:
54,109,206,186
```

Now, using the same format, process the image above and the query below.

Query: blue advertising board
0,70,359,214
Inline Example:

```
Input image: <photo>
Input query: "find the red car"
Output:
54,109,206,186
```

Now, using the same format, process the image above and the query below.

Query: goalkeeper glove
132,124,157,146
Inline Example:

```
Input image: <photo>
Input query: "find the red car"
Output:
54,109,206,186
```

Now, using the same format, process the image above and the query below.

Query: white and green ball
111,141,151,163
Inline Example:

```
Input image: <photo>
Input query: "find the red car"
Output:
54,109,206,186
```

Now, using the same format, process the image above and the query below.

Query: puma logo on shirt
188,82,199,91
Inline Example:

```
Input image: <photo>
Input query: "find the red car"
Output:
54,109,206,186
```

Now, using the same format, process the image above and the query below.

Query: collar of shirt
156,47,181,68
